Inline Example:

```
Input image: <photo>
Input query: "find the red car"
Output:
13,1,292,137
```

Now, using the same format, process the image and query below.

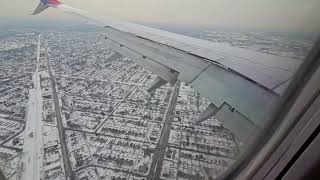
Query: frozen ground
0,24,316,180
20,35,43,180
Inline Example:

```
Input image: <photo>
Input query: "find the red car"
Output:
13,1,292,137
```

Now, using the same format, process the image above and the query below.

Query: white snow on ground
20,34,44,180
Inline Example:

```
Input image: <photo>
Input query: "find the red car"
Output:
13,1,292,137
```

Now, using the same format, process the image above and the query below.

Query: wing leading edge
32,2,302,143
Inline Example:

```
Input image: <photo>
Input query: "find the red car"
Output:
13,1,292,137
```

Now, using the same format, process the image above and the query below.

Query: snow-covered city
0,26,315,180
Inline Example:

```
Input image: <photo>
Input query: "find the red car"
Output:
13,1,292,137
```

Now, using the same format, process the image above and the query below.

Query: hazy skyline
0,0,320,32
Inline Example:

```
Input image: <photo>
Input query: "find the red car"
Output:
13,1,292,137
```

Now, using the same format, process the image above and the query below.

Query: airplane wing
32,0,302,143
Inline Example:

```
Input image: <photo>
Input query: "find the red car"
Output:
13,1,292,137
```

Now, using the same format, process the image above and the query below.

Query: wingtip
31,2,49,15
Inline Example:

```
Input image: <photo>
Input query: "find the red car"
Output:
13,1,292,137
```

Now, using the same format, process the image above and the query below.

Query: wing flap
189,63,278,127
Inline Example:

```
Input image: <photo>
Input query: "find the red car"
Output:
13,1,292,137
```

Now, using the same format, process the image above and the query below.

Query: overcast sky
0,0,320,32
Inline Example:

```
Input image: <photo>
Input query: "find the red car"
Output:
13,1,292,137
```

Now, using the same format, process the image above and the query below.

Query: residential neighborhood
0,28,313,180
